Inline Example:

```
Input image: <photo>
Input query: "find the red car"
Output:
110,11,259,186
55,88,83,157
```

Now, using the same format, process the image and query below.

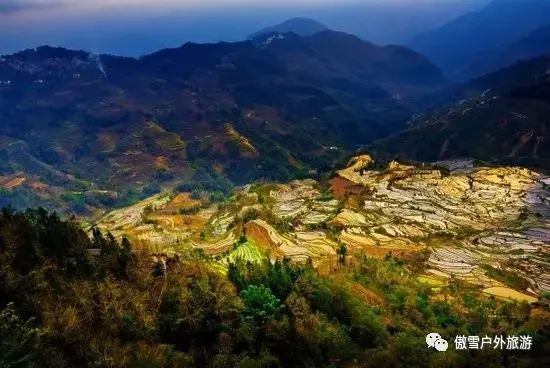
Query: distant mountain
410,0,550,80
248,18,329,39
465,24,550,79
368,56,550,169
254,31,445,96
0,35,446,213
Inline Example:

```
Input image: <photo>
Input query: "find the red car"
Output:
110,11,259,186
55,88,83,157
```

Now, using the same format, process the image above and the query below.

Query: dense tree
0,303,42,368
0,208,548,368
241,285,282,324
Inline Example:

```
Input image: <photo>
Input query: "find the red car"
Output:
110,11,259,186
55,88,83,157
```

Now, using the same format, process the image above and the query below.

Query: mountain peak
248,18,329,40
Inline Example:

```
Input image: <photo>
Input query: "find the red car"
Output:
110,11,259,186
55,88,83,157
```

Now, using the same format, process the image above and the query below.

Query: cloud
0,0,359,13
0,0,72,13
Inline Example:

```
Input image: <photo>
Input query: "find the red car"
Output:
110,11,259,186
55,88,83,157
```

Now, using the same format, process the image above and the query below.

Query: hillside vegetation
0,32,445,215
1,207,549,368
370,57,550,170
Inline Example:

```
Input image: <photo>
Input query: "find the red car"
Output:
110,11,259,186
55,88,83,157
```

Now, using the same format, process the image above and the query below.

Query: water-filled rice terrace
95,155,550,304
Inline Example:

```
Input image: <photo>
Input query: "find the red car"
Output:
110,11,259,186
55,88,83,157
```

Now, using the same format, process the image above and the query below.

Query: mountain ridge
0,32,446,214
464,24,550,79
410,0,550,80
368,56,550,169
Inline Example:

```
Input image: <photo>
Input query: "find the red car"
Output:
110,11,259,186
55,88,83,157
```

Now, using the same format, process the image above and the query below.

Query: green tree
0,303,42,368
240,285,281,324
228,263,248,291
338,244,348,265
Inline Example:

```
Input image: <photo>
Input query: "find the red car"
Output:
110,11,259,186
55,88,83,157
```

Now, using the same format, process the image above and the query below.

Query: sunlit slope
96,154,550,302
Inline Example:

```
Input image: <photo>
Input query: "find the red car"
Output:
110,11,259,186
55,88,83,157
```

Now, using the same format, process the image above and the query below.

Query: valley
370,56,550,170
2,2,550,365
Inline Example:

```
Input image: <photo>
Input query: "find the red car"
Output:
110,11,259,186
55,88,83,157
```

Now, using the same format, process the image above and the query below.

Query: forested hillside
1,208,548,367
369,57,550,169
0,32,445,215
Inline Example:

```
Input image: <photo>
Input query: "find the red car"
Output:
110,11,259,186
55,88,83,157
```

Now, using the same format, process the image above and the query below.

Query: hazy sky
0,0,492,56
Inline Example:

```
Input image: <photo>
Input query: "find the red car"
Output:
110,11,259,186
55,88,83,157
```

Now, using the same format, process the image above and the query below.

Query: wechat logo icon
426,333,448,352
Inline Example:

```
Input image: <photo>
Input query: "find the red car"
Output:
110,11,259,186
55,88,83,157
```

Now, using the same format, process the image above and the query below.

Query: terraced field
220,241,265,266
244,219,337,264
224,123,259,158
0,174,26,189
334,156,550,299
193,232,238,256
95,155,550,302
95,193,215,247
